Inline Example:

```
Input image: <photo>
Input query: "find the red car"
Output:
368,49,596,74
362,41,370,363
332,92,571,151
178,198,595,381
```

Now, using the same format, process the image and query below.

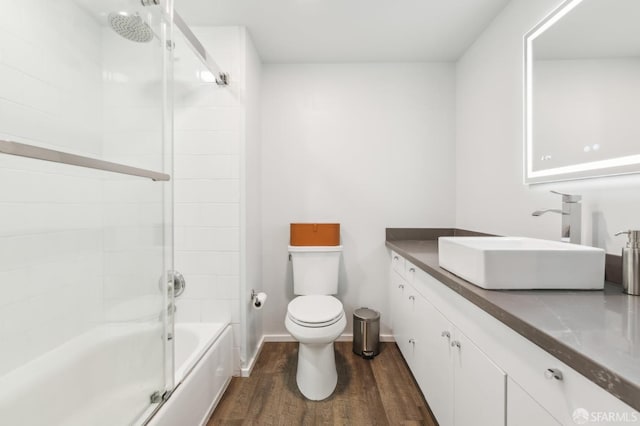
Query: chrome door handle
441,331,450,338
167,270,186,297
451,340,461,349
408,295,415,301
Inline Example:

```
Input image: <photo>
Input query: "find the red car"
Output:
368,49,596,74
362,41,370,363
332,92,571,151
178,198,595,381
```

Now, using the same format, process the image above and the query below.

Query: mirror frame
524,0,640,184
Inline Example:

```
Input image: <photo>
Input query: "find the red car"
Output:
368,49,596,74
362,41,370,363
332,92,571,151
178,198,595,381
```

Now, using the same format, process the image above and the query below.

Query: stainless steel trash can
353,307,380,359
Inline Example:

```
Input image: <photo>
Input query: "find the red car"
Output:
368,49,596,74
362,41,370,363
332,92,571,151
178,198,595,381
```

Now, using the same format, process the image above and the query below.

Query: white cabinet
390,268,409,360
414,296,454,425
452,330,505,426
395,284,413,362
507,378,560,426
389,252,637,426
390,259,506,426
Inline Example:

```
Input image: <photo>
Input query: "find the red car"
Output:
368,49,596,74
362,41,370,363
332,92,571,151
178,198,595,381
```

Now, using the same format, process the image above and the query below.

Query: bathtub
0,322,232,426
146,323,233,426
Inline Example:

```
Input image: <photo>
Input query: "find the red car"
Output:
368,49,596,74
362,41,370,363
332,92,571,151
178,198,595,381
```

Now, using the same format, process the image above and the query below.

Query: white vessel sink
438,237,605,290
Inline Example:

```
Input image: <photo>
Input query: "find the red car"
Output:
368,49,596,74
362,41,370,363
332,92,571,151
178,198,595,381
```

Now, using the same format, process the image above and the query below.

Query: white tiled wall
0,0,170,377
100,20,168,323
0,0,104,375
173,26,263,375
0,1,102,155
173,27,244,373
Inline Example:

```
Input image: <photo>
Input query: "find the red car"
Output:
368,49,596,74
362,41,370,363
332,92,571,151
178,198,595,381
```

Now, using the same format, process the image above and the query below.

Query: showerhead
108,12,154,43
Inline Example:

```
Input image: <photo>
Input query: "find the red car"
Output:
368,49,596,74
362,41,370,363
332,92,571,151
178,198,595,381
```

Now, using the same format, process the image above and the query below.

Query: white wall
0,0,104,375
239,30,263,372
261,63,456,337
173,26,262,374
173,27,242,375
455,0,640,253
100,22,168,324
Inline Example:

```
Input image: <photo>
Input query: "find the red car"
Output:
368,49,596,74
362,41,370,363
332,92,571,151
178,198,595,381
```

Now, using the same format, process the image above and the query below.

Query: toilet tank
289,245,343,295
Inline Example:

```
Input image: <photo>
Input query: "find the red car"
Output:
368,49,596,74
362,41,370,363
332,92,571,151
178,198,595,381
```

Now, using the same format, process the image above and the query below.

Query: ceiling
174,0,510,63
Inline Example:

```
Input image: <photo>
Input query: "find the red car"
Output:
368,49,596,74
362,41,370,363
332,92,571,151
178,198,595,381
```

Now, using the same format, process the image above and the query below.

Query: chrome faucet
532,190,582,244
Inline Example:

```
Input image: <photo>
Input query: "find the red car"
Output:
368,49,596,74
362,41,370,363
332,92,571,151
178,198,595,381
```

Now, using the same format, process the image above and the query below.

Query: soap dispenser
615,230,640,295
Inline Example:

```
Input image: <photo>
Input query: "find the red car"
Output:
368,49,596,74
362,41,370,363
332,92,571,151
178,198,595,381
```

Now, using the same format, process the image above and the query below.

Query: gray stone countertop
386,239,640,411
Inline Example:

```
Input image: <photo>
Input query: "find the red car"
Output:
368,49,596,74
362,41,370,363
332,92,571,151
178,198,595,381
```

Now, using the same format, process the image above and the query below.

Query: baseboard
263,334,297,342
240,335,265,378
263,333,395,343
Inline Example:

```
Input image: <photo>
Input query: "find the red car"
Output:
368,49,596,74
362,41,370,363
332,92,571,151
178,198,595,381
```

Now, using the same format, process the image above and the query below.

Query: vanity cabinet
389,251,637,426
389,253,506,426
507,377,560,426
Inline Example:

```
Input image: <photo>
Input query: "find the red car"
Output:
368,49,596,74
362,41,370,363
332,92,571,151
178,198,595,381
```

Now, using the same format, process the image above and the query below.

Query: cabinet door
390,273,411,361
452,331,506,426
507,378,560,426
391,251,405,277
389,271,405,333
414,296,454,426
398,285,420,366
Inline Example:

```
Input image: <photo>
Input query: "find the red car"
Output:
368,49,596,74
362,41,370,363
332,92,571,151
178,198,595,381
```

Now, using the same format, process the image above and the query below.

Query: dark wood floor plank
370,344,438,425
207,342,437,426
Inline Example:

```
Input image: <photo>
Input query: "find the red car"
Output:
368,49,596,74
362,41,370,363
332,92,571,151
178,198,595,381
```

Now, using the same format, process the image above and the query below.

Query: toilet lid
287,295,344,326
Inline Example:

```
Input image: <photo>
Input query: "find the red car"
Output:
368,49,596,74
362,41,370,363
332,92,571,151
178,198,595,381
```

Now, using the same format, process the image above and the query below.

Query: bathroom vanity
386,230,639,425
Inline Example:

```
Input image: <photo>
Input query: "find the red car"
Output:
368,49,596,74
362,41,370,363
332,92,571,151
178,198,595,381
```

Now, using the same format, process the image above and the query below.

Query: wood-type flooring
207,341,437,425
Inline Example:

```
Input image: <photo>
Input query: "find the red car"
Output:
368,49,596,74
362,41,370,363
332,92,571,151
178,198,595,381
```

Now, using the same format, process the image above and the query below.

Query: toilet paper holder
250,289,267,309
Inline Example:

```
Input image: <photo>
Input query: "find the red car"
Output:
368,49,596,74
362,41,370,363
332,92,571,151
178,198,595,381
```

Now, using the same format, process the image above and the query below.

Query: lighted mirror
524,0,640,184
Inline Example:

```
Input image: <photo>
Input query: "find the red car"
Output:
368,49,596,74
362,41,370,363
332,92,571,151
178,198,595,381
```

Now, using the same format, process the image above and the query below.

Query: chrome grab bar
0,139,170,181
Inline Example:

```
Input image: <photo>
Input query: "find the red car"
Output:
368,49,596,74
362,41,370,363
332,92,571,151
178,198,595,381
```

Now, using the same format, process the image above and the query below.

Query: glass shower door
89,0,176,423
0,0,174,424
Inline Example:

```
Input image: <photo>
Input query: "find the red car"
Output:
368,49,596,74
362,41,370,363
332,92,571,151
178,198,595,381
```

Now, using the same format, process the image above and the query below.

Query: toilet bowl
285,295,346,400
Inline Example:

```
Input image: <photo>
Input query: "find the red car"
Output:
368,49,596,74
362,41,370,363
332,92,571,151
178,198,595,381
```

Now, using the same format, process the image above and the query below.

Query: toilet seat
287,295,344,328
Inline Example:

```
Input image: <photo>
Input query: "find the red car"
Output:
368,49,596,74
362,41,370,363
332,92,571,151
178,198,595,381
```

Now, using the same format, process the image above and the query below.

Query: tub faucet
532,190,582,244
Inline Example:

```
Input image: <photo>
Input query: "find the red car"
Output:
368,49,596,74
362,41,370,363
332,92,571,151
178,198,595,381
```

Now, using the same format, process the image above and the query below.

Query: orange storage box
290,223,340,246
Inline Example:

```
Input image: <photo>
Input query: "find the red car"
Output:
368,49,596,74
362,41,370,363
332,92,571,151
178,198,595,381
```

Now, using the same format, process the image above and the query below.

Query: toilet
285,245,346,401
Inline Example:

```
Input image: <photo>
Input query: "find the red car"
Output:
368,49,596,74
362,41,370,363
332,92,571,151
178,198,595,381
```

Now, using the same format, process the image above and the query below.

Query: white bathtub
146,323,232,426
0,322,232,426
174,323,228,385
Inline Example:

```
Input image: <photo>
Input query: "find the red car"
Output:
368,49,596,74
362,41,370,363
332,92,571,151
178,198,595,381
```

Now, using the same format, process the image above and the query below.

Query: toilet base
296,342,338,401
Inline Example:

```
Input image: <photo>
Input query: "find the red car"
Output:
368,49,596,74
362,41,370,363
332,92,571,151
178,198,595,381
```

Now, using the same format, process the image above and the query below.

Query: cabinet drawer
505,333,637,425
